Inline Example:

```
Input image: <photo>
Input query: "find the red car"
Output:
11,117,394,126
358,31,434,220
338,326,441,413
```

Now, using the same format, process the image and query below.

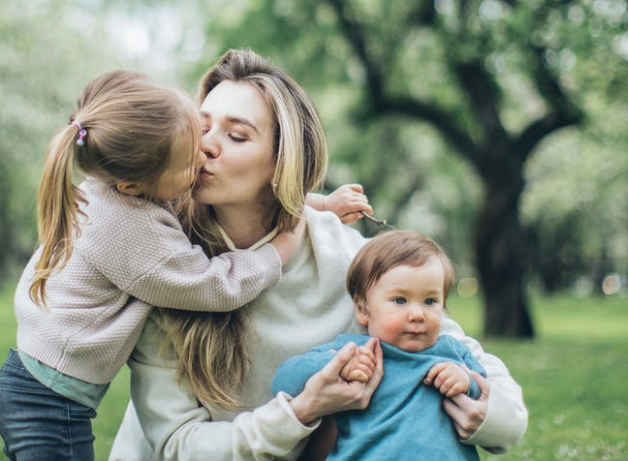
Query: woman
110,49,527,461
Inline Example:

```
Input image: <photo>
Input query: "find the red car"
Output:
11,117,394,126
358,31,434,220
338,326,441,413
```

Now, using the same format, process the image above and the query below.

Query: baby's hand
340,338,379,382
423,361,470,397
322,184,373,224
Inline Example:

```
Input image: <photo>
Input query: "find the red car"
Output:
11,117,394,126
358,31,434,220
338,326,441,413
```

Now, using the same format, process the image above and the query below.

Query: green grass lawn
1,280,627,460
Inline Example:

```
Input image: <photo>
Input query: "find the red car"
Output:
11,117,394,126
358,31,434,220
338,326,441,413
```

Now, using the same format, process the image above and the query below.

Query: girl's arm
439,316,528,453
87,198,304,313
307,184,373,224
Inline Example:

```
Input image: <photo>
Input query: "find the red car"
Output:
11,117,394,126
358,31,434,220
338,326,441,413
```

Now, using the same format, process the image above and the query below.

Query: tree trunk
473,171,535,338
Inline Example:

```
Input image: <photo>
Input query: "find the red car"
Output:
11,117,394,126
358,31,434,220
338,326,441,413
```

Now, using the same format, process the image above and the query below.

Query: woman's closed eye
228,131,247,142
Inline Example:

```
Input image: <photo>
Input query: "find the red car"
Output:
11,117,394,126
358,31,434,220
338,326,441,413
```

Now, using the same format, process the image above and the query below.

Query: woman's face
193,80,276,209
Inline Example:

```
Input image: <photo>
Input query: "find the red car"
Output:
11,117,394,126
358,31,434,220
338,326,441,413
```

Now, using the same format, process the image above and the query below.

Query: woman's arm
109,314,383,461
439,316,528,453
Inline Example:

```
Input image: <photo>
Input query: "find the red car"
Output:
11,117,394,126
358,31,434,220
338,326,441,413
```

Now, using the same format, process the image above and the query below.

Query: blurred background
2,0,626,337
1,1,627,459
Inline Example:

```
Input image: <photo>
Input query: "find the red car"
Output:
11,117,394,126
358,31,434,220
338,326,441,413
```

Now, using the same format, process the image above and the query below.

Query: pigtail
29,126,87,308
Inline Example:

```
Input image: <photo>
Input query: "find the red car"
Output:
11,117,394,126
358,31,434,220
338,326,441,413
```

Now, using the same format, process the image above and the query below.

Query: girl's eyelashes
393,297,407,305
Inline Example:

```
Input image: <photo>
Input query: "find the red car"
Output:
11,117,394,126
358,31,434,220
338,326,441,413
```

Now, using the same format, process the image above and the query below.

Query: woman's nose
202,131,221,159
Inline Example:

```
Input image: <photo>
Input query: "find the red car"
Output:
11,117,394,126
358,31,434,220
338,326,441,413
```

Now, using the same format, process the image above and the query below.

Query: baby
272,230,487,461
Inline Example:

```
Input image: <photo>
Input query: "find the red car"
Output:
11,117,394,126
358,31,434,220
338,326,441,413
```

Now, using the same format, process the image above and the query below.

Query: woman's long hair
160,49,328,410
30,70,201,308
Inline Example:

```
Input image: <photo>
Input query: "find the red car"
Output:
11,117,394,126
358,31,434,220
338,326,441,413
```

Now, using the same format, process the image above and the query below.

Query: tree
188,0,628,338
0,0,176,280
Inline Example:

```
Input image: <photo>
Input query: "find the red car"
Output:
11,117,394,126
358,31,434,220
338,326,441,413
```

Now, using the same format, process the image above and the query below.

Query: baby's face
357,258,445,352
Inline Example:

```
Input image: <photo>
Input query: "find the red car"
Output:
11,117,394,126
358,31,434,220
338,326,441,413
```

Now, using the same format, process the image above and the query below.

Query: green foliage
0,0,131,277
178,0,628,291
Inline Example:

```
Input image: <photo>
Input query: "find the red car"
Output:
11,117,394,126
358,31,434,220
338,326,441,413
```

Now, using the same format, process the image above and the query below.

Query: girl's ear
116,181,144,196
354,298,369,327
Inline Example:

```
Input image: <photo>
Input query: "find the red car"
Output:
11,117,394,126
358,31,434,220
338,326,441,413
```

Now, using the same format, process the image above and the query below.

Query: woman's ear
354,298,369,327
116,181,144,196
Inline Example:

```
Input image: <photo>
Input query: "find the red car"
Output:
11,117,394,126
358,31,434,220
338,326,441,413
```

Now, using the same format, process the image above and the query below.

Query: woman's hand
289,339,384,426
442,370,489,439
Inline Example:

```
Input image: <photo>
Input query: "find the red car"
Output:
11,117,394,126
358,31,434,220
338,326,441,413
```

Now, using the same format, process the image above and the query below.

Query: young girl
0,70,366,461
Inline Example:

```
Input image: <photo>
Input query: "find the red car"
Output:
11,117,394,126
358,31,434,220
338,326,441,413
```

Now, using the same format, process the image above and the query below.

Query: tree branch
382,96,483,166
324,0,384,104
515,44,583,156
324,0,482,167
452,59,509,147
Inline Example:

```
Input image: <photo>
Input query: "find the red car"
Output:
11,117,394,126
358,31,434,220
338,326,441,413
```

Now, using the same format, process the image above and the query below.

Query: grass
1,280,627,460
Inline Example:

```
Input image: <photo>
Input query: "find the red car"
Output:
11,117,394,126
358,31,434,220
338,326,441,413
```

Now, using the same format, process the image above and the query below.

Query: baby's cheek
381,317,406,336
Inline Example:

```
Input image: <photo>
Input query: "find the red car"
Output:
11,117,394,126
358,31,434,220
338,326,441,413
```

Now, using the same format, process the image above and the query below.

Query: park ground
0,282,626,461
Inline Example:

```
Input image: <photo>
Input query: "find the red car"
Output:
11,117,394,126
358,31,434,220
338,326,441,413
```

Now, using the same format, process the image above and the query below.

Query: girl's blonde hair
30,70,201,308
347,230,456,308
160,49,328,410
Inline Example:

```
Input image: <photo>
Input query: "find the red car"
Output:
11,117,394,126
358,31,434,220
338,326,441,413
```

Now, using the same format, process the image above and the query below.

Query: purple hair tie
71,120,88,146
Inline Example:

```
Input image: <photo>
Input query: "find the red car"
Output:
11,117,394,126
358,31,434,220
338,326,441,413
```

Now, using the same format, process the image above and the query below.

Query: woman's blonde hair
30,70,201,308
160,49,328,410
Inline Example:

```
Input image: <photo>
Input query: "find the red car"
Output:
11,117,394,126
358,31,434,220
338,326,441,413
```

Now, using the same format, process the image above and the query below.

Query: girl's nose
195,149,206,168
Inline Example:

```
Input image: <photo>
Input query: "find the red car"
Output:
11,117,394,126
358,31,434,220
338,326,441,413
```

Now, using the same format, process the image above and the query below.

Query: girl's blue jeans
0,349,96,461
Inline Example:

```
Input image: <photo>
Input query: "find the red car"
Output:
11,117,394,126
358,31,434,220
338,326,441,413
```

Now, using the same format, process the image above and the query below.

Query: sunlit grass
1,280,627,460
449,293,628,461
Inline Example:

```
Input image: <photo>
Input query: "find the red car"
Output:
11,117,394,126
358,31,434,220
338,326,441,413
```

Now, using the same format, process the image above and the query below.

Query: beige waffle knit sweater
15,177,281,384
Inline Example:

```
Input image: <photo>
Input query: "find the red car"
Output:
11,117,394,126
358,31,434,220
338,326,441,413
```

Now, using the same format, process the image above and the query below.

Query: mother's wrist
289,392,321,426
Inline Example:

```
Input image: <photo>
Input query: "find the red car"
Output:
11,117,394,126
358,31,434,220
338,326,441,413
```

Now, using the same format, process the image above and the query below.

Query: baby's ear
354,298,369,326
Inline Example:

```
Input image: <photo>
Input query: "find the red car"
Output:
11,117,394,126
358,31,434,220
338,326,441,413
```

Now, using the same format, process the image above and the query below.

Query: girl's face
193,80,276,209
153,137,205,201
355,258,445,352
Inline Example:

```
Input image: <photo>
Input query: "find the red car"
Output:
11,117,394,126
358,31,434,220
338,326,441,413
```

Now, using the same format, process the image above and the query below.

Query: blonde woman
110,50,527,461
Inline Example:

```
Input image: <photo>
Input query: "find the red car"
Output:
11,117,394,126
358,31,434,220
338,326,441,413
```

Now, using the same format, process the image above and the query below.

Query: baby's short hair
347,230,455,304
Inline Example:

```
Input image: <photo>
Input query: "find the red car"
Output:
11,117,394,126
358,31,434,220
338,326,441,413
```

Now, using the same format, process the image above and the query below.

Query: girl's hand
289,339,384,425
340,338,378,382
442,370,489,439
424,361,470,397
308,184,373,224
270,218,306,264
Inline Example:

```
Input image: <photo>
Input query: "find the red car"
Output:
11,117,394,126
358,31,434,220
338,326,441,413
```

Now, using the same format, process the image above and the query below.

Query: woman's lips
198,170,214,180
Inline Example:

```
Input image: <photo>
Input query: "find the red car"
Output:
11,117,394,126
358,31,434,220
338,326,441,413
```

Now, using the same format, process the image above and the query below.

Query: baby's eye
393,297,407,305
425,298,438,306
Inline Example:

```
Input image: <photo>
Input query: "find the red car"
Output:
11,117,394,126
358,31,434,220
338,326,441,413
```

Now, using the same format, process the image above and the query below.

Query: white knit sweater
15,177,281,385
109,207,527,461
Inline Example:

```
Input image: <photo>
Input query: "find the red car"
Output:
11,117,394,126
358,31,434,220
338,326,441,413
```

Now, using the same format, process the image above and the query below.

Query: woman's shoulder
304,206,367,256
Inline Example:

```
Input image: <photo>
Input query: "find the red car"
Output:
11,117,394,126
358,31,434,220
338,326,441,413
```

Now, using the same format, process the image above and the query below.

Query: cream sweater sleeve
109,313,319,461
440,316,528,453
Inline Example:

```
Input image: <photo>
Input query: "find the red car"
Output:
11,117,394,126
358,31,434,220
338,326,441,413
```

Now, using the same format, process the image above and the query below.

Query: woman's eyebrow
226,116,259,133
199,111,259,134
